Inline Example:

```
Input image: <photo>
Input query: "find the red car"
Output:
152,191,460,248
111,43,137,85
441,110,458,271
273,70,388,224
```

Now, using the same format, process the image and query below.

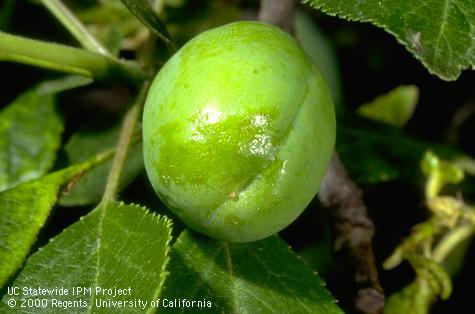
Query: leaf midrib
89,204,107,313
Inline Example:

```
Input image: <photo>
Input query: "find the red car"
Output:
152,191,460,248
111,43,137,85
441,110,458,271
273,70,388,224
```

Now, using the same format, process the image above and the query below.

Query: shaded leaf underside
0,76,91,192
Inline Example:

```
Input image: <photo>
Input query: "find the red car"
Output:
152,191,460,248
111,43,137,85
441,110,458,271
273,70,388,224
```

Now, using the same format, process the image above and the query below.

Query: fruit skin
143,21,335,242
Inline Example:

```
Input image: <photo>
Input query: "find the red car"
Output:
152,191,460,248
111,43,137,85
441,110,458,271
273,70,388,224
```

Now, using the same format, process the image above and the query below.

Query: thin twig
41,0,111,56
101,82,149,204
258,0,295,34
257,1,384,313
320,154,384,314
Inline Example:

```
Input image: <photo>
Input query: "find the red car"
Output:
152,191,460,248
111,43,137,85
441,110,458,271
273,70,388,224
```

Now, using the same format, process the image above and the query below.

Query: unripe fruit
143,22,335,242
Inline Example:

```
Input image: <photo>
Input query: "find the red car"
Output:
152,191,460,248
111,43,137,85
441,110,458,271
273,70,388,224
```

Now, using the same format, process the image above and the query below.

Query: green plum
143,21,335,242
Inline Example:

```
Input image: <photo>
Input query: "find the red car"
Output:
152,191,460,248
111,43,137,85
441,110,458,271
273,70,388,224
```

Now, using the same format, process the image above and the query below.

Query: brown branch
258,0,295,34
320,154,384,314
257,1,384,313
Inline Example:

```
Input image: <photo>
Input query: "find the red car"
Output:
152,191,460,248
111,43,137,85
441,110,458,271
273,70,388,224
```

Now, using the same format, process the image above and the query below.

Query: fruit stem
40,0,111,56
101,81,150,204
0,31,148,84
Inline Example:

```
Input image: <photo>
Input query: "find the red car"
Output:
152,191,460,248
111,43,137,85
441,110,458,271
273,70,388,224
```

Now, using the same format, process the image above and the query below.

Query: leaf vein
243,245,314,312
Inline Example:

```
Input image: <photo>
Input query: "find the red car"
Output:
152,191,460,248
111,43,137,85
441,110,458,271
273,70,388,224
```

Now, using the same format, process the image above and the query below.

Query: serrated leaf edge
302,0,468,80
114,201,173,314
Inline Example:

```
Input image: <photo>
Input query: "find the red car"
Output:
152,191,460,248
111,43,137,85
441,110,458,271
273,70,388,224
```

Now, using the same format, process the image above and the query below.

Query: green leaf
440,230,474,277
78,0,136,25
303,0,475,80
421,150,464,197
386,256,452,314
1,202,172,312
0,32,147,84
101,26,123,56
0,76,91,192
385,280,433,314
59,124,143,206
0,0,15,30
337,114,463,185
294,10,342,107
412,256,452,300
40,0,110,56
0,153,109,288
165,0,185,7
357,85,419,128
120,0,172,45
161,230,342,314
74,1,143,56
453,155,475,176
35,76,93,94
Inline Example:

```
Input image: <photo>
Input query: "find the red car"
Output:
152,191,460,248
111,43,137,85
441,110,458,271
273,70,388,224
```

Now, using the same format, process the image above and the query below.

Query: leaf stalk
0,31,148,84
